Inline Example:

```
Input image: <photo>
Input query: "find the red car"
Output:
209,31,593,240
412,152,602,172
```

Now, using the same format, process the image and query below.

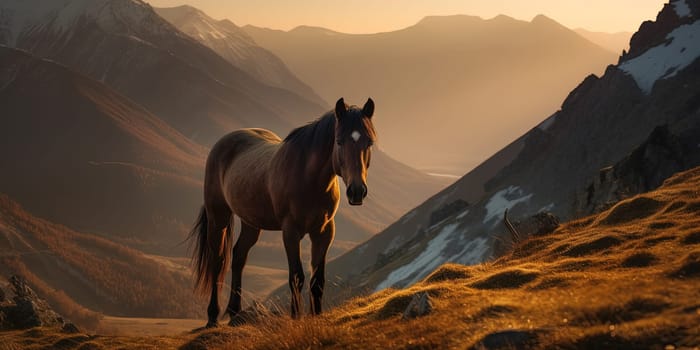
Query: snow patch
456,209,469,219
375,223,490,291
483,186,533,225
375,223,461,291
619,20,700,94
454,237,489,265
539,203,555,213
673,0,691,18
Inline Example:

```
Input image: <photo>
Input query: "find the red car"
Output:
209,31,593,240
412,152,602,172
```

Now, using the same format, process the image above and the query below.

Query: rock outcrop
575,125,699,216
0,275,72,331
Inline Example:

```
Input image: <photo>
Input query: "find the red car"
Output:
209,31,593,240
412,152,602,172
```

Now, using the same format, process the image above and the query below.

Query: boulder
0,275,67,330
402,292,433,320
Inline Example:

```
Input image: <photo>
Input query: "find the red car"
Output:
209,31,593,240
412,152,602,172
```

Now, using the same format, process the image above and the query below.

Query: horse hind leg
282,224,305,319
226,222,261,325
204,205,233,328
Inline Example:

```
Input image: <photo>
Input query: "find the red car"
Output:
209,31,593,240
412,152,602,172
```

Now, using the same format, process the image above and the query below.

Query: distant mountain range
244,14,618,174
279,0,700,305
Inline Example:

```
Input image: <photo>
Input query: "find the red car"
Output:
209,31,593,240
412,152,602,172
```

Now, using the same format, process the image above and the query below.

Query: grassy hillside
0,194,204,326
3,166,698,348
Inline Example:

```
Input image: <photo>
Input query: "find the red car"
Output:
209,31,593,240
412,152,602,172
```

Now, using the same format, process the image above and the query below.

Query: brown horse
190,98,376,327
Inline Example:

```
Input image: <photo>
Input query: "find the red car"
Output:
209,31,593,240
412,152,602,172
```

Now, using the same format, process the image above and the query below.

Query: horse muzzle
347,183,368,206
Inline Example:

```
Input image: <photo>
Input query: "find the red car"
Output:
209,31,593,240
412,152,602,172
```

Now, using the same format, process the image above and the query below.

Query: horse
189,97,376,327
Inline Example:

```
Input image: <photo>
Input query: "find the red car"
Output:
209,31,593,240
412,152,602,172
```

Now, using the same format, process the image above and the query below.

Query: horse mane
283,111,336,151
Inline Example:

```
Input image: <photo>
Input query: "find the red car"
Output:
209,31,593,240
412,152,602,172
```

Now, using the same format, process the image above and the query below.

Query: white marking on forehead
351,130,361,142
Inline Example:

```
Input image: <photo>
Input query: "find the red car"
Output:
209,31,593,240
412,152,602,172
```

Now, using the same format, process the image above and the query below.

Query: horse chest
288,184,340,232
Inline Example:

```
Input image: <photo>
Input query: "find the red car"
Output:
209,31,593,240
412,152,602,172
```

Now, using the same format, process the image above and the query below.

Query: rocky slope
245,14,617,173
315,0,700,304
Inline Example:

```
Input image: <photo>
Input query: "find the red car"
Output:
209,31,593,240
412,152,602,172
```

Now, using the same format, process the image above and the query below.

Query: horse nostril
346,186,354,199
362,184,368,198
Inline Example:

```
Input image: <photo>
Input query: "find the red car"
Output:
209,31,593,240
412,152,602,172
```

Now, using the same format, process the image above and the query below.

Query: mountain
7,165,700,347
312,0,700,303
574,28,632,53
0,0,325,145
244,14,617,174
153,5,325,107
0,46,205,252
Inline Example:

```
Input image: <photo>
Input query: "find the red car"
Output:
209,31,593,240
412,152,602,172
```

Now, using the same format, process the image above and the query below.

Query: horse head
332,97,376,206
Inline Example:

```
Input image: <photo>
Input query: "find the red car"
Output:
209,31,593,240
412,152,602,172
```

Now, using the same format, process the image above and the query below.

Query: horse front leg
309,220,335,315
282,225,305,319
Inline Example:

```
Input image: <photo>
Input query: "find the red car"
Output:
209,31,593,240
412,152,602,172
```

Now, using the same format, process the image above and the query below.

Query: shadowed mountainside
4,166,699,349
244,14,617,173
0,46,205,252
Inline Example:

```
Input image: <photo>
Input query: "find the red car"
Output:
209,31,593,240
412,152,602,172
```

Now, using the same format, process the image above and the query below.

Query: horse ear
335,98,347,119
363,98,374,118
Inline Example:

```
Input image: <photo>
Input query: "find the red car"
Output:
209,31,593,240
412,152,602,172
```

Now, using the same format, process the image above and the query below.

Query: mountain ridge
154,5,326,107
244,13,617,173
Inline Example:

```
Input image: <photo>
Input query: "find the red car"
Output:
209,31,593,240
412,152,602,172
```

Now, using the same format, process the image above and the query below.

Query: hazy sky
144,0,667,33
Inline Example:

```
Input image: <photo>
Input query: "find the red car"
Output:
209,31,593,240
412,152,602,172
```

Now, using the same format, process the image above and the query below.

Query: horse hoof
205,322,219,329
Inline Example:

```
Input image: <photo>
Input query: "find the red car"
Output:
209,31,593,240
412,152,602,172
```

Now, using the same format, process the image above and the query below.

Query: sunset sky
145,0,668,33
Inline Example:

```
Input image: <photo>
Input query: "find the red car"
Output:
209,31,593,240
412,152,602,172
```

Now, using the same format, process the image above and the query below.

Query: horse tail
189,206,233,295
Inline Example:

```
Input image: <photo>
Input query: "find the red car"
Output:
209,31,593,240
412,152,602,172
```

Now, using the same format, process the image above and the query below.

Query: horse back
205,128,282,229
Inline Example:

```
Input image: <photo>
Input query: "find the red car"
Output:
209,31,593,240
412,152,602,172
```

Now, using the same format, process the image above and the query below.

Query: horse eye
336,141,344,146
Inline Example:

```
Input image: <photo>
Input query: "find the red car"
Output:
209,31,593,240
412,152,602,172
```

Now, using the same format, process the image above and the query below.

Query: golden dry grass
3,167,700,349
